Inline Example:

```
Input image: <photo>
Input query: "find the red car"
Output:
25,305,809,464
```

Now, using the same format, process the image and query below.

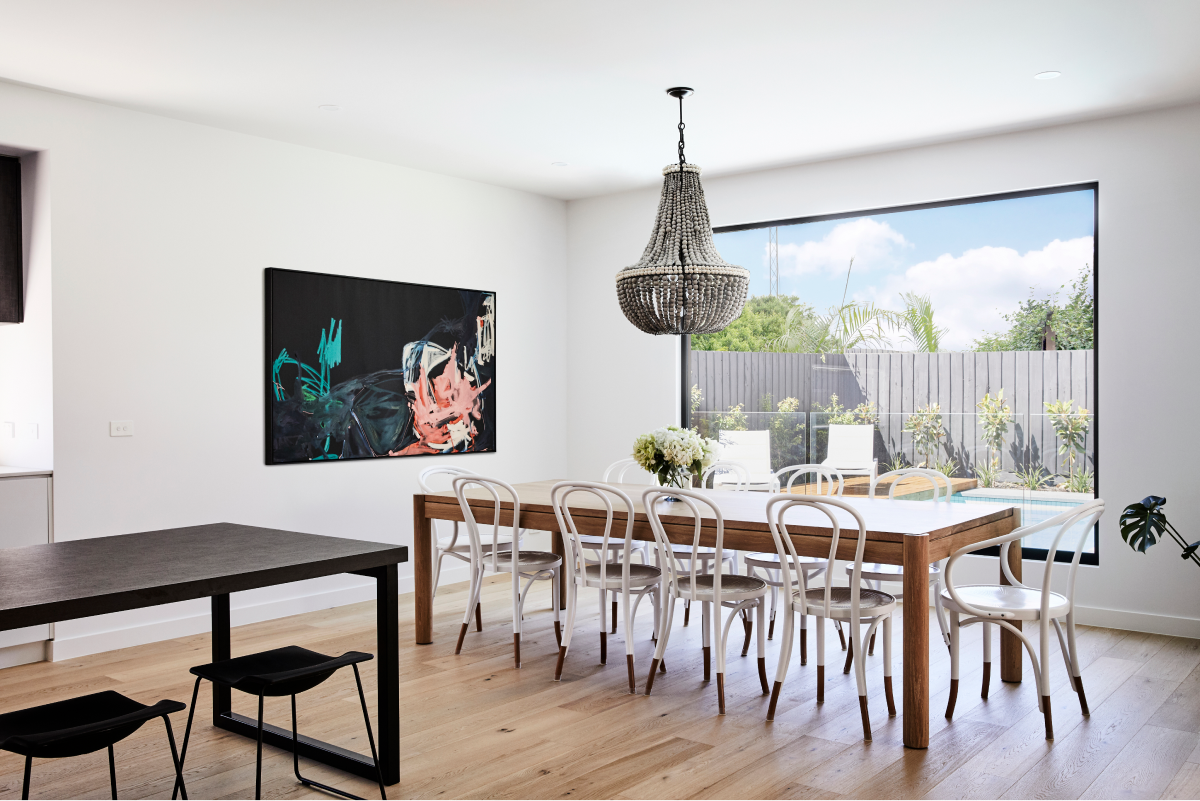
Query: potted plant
1120,496,1200,567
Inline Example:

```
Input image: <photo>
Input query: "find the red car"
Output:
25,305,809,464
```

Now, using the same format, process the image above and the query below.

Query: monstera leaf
1119,496,1169,553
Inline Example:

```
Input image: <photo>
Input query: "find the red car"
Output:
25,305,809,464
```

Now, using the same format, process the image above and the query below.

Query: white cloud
775,218,910,277
859,237,1094,351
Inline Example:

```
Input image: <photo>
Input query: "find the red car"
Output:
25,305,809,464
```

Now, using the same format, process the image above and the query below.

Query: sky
712,189,1095,351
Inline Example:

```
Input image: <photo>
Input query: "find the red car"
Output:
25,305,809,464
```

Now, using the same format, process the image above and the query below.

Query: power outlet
109,421,134,437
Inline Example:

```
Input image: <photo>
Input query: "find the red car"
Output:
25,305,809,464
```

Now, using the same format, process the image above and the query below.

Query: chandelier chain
677,94,686,168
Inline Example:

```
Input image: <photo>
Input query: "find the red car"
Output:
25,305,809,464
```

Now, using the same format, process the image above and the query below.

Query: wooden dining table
412,480,1022,750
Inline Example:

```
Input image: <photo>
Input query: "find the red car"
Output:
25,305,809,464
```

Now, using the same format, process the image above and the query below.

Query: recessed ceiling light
551,162,568,167
318,104,340,112
1034,71,1061,81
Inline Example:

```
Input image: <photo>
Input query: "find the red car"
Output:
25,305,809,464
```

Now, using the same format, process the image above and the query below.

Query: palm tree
771,300,899,355
898,292,948,353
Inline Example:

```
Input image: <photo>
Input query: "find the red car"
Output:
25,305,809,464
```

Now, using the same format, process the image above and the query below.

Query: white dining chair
420,465,525,632
763,494,897,741
943,498,1105,739
642,487,770,713
551,481,662,692
582,460,656,635
451,475,562,668
744,465,845,662
842,468,953,667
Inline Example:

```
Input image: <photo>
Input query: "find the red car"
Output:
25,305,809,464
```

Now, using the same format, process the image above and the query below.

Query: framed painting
265,268,495,464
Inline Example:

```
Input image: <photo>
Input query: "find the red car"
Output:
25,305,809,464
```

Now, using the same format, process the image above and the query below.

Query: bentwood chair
764,494,897,742
744,465,845,660
642,487,771,713
452,475,562,667
943,498,1105,740
176,647,385,800
843,468,953,663
551,481,662,691
0,691,187,800
585,460,655,635
700,462,758,654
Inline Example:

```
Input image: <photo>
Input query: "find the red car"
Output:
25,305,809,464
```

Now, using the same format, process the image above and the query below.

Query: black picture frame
264,268,496,465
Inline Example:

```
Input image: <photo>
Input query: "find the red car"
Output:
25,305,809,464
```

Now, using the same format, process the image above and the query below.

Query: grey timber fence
689,349,1094,478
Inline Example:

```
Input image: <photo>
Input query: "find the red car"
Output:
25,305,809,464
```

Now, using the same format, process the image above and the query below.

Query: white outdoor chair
700,461,750,491
843,468,954,669
420,465,526,632
642,487,770,713
943,498,1105,740
744,465,846,659
581,460,655,635
451,475,562,668
717,430,779,491
822,424,878,482
764,494,897,742
551,482,662,692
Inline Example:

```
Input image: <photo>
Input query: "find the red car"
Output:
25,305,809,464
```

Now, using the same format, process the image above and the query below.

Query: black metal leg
108,744,118,799
22,755,31,800
256,693,265,801
289,693,368,801
212,594,231,724
354,664,388,800
375,565,399,785
173,678,201,801
163,715,188,801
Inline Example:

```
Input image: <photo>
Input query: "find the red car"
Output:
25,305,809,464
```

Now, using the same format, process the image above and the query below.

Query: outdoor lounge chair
716,430,778,491
822,424,878,482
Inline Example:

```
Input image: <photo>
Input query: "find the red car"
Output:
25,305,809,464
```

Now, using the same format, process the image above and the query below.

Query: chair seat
846,562,941,582
440,540,512,553
669,544,731,558
191,645,373,697
745,552,828,570
492,550,562,571
582,562,662,588
579,535,646,551
0,691,184,759
674,573,766,600
940,584,1070,621
794,586,897,618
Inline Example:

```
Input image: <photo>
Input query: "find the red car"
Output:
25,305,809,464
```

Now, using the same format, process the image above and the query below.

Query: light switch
18,423,37,440
109,421,134,437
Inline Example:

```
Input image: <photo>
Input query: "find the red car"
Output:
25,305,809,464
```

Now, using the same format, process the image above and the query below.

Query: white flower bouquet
632,425,718,489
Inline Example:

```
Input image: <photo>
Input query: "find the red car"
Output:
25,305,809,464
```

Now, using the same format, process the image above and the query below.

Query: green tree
974,264,1093,351
691,294,812,352
899,292,948,353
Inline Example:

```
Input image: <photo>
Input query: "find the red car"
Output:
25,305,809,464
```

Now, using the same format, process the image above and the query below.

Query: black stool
0,690,187,800
175,645,385,800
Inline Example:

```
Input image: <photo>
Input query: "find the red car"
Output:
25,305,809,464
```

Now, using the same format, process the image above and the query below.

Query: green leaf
1119,497,1169,554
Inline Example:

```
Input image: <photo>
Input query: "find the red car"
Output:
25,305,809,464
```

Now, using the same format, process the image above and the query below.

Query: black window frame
682,181,1100,566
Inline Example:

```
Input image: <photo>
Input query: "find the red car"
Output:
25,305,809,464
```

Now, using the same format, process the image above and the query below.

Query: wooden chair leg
626,654,636,694
474,602,483,632
800,623,807,665
859,696,872,742
741,614,753,657
455,622,469,654
843,637,854,674
513,633,521,669
981,663,991,699
703,647,711,681
612,601,618,635
868,629,876,656
717,673,726,715
683,600,690,626
600,631,607,664
1043,694,1054,739
768,612,775,640
946,678,959,718
1075,675,1090,715
554,620,562,647
836,621,847,650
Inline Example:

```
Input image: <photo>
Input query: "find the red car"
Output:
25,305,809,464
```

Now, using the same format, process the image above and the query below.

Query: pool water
948,493,1094,554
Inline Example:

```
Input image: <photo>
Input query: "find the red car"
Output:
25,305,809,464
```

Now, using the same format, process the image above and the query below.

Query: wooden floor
401,575,1200,800
2,577,1198,799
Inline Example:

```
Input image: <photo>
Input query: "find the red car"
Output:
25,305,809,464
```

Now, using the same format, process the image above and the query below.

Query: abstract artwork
265,268,495,464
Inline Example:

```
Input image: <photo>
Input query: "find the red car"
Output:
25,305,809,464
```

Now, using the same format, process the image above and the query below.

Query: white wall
567,101,1200,636
0,80,567,659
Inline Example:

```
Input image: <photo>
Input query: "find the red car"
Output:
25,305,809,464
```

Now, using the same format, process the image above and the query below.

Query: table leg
375,563,400,784
212,594,231,721
902,534,929,749
414,494,433,644
552,527,567,610
1000,536,1023,682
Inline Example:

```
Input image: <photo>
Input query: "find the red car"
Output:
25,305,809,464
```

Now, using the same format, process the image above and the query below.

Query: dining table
412,479,1022,750
0,522,407,785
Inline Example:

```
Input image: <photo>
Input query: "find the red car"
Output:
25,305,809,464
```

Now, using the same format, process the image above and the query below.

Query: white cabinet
0,469,52,649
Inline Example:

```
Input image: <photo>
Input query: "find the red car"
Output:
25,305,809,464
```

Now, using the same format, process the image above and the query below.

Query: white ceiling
1,1,1199,200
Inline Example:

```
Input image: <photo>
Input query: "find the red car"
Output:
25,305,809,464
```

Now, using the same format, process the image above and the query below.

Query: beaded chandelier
616,87,749,335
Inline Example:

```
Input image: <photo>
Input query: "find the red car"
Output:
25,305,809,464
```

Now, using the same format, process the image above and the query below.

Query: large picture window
687,184,1098,564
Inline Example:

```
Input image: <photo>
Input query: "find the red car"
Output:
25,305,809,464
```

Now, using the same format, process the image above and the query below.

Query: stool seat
0,691,184,760
191,646,372,698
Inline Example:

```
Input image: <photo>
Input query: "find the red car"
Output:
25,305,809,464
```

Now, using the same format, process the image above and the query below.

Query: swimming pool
949,491,1094,554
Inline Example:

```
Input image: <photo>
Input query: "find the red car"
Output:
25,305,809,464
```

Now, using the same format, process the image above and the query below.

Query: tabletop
0,522,408,631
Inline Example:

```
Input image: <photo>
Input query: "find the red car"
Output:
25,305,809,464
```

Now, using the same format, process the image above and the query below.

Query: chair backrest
700,460,750,491
551,481,637,588
717,430,772,475
642,486,730,602
602,458,657,485
823,425,875,469
944,498,1105,620
765,494,871,624
419,465,475,546
451,475,521,573
774,464,844,496
870,468,951,502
